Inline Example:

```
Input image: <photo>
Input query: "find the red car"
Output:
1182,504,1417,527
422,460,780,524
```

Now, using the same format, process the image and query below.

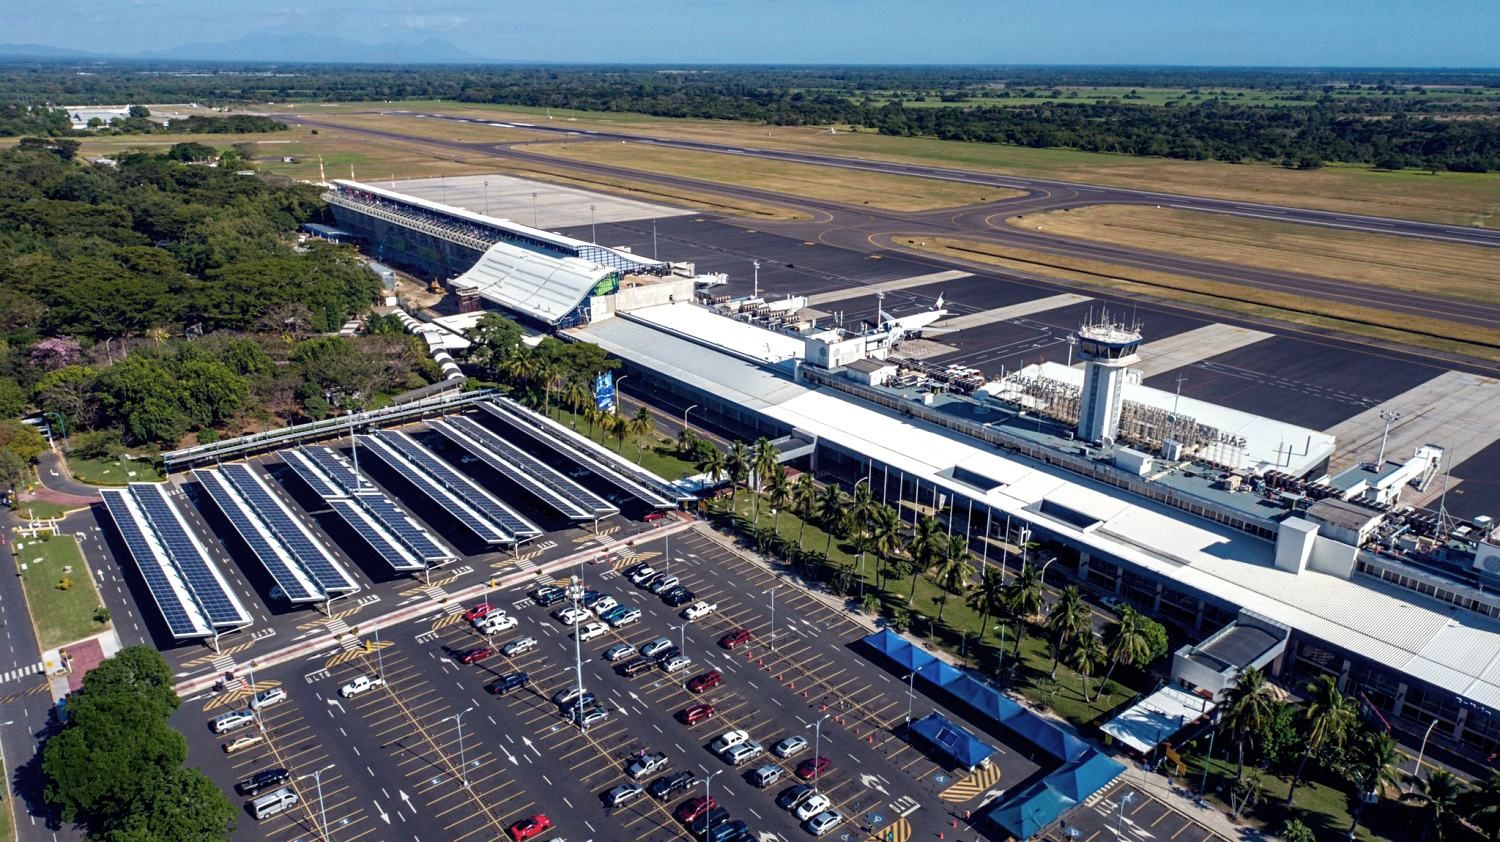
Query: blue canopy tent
1050,751,1125,802
862,629,936,673
909,712,996,771
986,782,1075,841
1005,708,1089,762
915,658,965,689
944,673,1026,724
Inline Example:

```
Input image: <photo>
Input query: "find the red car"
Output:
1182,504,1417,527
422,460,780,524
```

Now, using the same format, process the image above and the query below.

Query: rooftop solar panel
130,484,251,627
220,463,358,594
357,494,453,561
357,434,512,544
100,489,210,638
374,430,541,538
192,469,321,602
479,400,676,508
301,445,362,491
439,416,617,518
326,498,426,571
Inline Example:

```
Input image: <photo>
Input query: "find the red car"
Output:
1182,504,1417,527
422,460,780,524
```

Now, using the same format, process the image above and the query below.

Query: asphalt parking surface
170,526,1073,841
1044,783,1231,842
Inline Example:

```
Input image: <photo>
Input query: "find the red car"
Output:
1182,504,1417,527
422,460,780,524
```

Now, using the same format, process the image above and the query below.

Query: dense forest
4,63,1498,170
0,137,428,485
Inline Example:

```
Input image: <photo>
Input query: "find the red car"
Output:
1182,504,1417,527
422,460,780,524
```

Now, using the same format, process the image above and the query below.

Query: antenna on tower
1436,449,1457,535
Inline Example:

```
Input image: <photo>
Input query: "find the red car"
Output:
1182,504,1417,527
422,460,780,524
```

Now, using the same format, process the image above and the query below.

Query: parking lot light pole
903,671,918,724
683,403,698,434
445,706,475,788
298,763,336,841
571,577,587,731
704,768,723,810
764,585,779,653
808,714,829,791
672,623,687,657
1116,790,1135,837
1411,717,1440,789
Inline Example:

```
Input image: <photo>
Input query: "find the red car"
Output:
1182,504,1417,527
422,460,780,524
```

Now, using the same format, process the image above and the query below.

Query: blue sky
15,0,1499,66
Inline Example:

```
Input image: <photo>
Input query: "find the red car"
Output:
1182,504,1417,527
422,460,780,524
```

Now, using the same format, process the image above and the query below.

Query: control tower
1075,318,1142,445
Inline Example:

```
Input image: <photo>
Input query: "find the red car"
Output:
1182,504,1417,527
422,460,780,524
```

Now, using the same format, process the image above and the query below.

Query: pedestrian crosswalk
0,662,44,684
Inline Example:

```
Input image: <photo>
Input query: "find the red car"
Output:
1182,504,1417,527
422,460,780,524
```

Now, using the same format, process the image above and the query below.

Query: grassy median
14,533,110,651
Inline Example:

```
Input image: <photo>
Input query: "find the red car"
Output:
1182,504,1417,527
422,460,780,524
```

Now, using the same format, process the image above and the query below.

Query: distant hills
0,33,496,64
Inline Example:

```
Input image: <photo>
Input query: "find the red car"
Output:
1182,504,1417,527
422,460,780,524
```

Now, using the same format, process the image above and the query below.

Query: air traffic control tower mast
1075,318,1142,445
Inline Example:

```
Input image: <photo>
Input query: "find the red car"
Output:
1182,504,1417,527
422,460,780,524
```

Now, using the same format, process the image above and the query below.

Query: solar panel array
433,416,617,520
131,483,251,626
480,400,676,508
277,448,345,499
358,434,511,544
193,468,322,603
219,463,358,594
326,498,425,571
373,430,542,539
100,489,211,638
279,446,454,567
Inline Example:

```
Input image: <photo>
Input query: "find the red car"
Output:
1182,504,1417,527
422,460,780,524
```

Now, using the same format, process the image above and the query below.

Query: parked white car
339,675,386,698
477,613,518,634
709,729,750,755
575,622,608,643
681,601,718,621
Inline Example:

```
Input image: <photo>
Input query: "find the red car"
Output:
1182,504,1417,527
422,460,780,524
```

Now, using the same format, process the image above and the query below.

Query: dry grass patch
1013,204,1499,304
903,237,1500,364
525,140,1021,212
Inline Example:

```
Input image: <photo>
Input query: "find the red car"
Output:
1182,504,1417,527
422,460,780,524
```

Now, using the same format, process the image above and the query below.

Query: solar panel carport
430,416,618,522
100,484,250,646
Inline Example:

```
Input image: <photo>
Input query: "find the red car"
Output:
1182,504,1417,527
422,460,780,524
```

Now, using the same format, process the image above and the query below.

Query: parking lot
172,525,1079,841
1048,783,1232,842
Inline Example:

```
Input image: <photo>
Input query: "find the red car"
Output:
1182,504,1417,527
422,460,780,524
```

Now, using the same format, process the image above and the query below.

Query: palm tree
907,515,944,604
1005,563,1046,658
1100,606,1154,691
629,406,654,463
868,505,903,586
1466,770,1500,841
766,469,792,544
1045,586,1091,679
1216,666,1276,782
563,376,591,428
967,567,1008,644
1067,631,1108,701
817,483,847,565
1343,728,1402,839
675,426,698,457
791,473,817,550
930,534,975,622
1403,768,1465,842
726,441,751,515
1286,674,1357,806
750,437,778,524
846,480,877,582
695,444,726,483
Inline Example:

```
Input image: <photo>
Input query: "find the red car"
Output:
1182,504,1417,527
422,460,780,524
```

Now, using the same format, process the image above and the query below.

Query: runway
280,108,1500,342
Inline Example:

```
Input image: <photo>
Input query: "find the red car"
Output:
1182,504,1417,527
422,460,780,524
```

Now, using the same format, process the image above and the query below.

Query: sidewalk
690,522,1260,842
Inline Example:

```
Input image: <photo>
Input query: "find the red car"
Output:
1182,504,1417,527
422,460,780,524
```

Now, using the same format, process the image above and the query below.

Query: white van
250,787,298,820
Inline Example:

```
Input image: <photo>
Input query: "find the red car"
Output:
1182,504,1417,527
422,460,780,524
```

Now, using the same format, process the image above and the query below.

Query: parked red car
679,703,717,725
463,602,492,622
687,671,723,693
675,796,718,823
796,756,831,781
644,511,667,522
507,813,553,841
457,645,494,665
718,628,752,650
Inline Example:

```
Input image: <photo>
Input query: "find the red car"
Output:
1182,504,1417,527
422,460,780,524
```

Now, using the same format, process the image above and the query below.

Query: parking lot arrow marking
398,790,413,811
326,698,345,714
859,772,890,796
522,736,541,756
501,744,518,765
375,801,389,824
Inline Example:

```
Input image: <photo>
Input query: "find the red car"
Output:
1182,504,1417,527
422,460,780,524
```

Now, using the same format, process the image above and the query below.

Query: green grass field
66,456,163,486
13,500,82,521
542,406,697,481
14,533,110,651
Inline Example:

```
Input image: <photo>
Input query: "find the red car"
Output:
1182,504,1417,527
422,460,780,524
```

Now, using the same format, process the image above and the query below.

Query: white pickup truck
339,674,386,699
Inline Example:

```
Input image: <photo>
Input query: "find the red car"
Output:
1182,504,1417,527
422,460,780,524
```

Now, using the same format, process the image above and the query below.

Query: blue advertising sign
594,372,616,413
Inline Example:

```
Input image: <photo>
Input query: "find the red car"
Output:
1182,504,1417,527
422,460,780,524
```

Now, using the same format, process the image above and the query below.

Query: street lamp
854,477,871,599
672,623,687,656
1116,790,1135,838
904,671,916,724
571,577,587,730
1411,718,1440,789
444,706,476,787
704,769,723,811
298,763,336,841
807,714,829,791
531,191,538,227
752,260,760,299
590,203,597,244
683,403,699,434
763,585,779,653
613,374,628,416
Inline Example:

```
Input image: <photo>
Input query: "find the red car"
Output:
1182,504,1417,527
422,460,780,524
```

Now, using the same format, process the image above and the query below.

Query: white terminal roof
1101,686,1215,754
626,303,806,365
1013,361,1336,476
574,306,1500,713
454,240,611,325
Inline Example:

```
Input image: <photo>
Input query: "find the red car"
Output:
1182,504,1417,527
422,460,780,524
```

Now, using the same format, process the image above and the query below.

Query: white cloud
397,14,468,31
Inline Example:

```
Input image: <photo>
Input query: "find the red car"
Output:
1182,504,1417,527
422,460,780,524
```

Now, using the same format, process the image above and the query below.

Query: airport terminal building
569,301,1500,771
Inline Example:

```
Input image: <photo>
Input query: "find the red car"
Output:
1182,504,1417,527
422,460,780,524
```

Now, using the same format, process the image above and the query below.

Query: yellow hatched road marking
868,817,911,842
939,762,1003,802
